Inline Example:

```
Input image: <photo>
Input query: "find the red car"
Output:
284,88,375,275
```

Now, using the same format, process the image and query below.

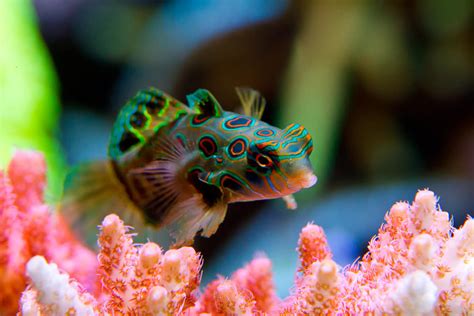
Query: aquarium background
2,0,472,296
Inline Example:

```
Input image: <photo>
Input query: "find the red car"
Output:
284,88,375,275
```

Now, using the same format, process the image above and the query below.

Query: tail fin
59,160,147,246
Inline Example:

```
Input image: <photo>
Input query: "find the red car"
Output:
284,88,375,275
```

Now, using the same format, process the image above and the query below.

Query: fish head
224,123,316,201
274,123,316,191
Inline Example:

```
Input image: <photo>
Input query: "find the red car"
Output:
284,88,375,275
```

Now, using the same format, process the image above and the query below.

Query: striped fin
108,88,194,159
126,133,227,246
235,87,266,119
127,160,181,225
128,166,228,247
125,132,194,224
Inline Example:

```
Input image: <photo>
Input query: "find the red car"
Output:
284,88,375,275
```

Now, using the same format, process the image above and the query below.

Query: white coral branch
391,270,438,315
23,256,96,315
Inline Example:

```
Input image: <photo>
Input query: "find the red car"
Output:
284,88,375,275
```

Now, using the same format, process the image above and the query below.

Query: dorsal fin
108,87,194,159
186,89,224,117
235,87,266,119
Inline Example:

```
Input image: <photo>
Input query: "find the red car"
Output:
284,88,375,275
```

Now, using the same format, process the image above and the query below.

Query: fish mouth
288,170,318,190
299,173,317,188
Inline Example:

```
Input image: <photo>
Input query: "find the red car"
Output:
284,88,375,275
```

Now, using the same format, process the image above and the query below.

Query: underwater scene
0,1,473,315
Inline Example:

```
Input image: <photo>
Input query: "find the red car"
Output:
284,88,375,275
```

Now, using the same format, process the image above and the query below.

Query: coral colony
0,151,472,315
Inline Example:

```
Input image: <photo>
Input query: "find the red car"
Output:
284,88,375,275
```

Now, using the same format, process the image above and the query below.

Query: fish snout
287,169,318,190
299,173,318,188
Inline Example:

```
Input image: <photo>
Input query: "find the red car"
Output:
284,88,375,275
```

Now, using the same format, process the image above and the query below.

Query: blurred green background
1,0,472,296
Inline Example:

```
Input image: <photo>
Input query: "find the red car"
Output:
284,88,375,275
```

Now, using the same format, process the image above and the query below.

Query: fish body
62,87,316,245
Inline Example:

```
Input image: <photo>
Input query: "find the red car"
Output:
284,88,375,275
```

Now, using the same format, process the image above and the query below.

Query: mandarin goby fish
61,87,316,246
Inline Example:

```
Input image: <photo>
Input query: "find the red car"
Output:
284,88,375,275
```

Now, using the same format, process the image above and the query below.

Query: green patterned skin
169,114,313,203
108,88,315,225
108,88,191,160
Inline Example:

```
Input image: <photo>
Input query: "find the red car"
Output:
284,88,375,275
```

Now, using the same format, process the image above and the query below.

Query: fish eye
256,154,272,168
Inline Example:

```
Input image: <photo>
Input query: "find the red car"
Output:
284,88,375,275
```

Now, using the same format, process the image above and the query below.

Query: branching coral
1,151,472,315
340,191,473,315
21,214,202,315
20,256,98,315
0,151,97,314
281,190,473,315
191,256,278,315
97,213,202,314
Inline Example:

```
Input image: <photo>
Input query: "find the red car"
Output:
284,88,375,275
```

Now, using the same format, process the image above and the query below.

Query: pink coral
17,192,474,315
298,223,332,273
21,214,202,315
231,256,278,313
0,151,97,314
1,151,472,315
281,190,473,315
97,214,202,314
191,256,277,315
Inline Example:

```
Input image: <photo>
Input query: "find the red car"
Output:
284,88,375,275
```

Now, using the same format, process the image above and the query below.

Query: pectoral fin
127,160,182,224
126,133,194,224
129,164,228,246
126,130,228,245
